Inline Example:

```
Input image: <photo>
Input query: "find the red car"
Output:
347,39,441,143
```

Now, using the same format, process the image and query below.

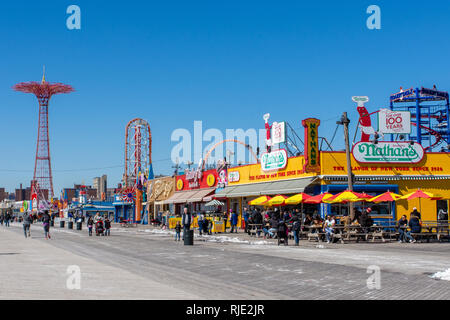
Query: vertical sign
302,118,321,173
271,122,286,145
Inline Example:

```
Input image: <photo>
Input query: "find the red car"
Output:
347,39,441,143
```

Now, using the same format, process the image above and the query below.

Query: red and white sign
271,122,286,145
378,109,411,134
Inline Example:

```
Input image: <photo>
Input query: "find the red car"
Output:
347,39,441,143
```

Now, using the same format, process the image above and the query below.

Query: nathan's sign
302,118,321,173
260,149,288,172
352,141,424,164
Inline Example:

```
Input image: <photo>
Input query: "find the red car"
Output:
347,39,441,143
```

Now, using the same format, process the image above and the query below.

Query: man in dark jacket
292,218,301,246
4,209,12,227
181,206,192,239
409,215,421,233
277,219,288,246
410,208,421,220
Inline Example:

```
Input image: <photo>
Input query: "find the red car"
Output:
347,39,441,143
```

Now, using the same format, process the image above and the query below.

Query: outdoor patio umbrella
267,195,288,207
369,191,401,203
248,195,271,206
303,192,333,204
324,190,362,204
400,189,437,214
285,193,311,205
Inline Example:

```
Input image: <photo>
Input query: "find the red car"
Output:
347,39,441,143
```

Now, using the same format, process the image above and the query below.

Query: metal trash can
68,221,73,229
184,229,194,245
60,220,65,228
76,222,82,230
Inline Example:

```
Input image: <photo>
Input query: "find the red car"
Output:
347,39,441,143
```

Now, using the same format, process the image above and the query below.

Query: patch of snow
431,268,450,281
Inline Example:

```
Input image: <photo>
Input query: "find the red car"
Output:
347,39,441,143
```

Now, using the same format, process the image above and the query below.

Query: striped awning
205,199,225,207
320,175,450,181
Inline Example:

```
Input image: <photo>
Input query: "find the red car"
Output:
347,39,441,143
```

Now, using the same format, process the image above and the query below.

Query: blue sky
1,0,449,194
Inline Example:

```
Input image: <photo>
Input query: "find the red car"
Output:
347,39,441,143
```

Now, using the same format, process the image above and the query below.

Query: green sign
352,141,424,164
261,149,288,171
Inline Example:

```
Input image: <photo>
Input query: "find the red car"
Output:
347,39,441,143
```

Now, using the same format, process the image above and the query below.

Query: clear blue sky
1,0,449,194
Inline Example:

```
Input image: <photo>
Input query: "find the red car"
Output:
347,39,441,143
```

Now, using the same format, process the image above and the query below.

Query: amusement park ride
356,86,450,152
14,70,74,209
121,118,154,222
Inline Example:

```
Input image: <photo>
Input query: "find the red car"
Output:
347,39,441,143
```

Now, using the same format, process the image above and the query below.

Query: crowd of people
0,208,112,239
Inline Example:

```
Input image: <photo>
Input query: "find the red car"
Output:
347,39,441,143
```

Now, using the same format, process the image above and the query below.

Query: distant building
93,175,107,200
0,188,7,201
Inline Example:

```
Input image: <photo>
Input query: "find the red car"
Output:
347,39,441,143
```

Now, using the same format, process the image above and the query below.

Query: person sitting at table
397,215,414,243
408,215,421,242
359,208,374,233
303,214,313,229
323,215,336,243
410,207,421,220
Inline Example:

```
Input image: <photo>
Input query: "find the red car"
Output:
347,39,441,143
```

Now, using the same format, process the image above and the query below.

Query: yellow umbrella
267,195,288,206
400,189,436,214
400,189,435,200
248,195,271,206
369,191,402,203
285,193,311,205
324,190,361,204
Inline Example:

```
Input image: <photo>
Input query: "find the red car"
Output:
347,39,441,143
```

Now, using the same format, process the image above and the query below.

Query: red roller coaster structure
124,118,152,188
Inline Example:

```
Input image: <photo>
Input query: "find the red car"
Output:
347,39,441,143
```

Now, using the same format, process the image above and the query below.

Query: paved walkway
0,225,199,299
2,222,450,299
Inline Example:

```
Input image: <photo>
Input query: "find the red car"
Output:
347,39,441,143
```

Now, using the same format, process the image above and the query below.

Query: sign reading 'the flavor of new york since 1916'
352,141,424,164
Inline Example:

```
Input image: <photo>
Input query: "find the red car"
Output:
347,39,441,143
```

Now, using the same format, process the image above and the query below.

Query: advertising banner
271,121,286,145
302,118,321,173
260,149,288,172
352,141,424,164
378,109,411,134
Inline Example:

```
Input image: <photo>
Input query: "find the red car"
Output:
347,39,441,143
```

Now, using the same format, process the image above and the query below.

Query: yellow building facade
218,151,450,221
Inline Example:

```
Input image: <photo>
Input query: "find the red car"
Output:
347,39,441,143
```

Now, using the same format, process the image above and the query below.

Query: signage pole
342,112,355,220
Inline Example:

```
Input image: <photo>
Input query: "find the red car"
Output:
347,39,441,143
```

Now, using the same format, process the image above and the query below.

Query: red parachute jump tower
13,71,74,202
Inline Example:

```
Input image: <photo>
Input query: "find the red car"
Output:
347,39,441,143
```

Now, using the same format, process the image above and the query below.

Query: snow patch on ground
431,268,450,281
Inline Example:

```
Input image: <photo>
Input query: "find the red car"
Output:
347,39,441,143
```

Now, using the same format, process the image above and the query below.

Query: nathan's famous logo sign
352,141,424,164
302,118,321,173
260,149,288,172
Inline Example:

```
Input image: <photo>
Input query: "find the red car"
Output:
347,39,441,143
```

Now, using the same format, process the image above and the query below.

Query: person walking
42,211,51,240
243,207,250,234
181,206,192,240
87,216,94,236
291,216,301,246
230,209,238,233
0,211,4,226
175,221,181,241
104,217,111,236
222,210,228,233
23,211,33,238
4,209,11,227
